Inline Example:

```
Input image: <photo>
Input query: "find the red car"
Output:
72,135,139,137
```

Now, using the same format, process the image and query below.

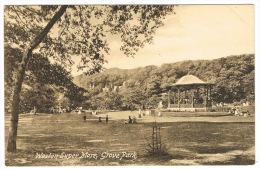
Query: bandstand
167,74,213,112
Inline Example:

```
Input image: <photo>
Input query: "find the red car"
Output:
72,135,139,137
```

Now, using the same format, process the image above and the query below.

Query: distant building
123,81,127,87
88,83,95,89
101,82,127,93
113,86,119,92
102,86,110,92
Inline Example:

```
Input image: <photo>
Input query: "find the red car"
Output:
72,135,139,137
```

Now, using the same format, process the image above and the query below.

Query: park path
4,110,254,127
95,111,255,123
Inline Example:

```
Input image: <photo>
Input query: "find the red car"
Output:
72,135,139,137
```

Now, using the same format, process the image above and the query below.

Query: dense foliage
74,54,255,109
4,45,88,113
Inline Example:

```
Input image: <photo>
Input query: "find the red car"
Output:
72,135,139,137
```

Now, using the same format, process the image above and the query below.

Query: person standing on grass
105,115,108,123
83,115,87,122
98,117,102,122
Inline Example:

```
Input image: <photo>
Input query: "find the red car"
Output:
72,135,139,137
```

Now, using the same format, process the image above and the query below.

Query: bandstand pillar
209,85,212,107
168,90,171,108
192,95,194,108
178,88,180,109
206,85,209,107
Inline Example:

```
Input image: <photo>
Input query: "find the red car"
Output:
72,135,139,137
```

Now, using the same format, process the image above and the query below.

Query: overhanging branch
30,5,68,50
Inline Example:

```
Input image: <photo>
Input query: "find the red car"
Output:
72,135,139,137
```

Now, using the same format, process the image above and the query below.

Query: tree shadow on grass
202,155,255,165
186,145,250,154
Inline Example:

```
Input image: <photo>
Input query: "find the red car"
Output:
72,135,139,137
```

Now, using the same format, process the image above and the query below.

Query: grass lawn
5,111,255,166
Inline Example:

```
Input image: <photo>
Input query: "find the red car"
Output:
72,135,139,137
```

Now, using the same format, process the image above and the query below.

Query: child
132,116,137,124
128,116,132,124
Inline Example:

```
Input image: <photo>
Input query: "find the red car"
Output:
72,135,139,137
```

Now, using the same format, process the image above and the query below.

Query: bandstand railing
169,103,208,108
193,103,205,108
170,104,178,108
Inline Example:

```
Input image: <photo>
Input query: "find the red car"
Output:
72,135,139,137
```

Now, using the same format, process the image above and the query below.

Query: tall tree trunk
6,5,68,152
7,49,32,152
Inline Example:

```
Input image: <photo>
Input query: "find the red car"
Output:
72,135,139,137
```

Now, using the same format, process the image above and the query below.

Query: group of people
50,106,70,114
228,107,250,117
82,113,140,124
83,115,109,123
82,114,139,124
125,115,137,124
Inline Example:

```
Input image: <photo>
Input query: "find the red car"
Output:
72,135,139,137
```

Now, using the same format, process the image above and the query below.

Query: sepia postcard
0,0,259,169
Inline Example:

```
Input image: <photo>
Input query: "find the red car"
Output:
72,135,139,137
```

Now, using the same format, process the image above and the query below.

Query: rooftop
172,74,210,86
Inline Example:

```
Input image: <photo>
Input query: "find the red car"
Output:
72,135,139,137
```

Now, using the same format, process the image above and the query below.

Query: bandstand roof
171,75,211,86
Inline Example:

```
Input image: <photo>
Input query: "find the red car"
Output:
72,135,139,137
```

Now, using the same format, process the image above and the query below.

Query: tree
5,5,176,152
4,45,22,113
97,92,123,110
146,74,162,96
119,86,147,110
20,85,57,114
4,44,87,114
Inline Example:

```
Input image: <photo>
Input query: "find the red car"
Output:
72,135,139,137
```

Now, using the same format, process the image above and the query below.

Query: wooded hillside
74,54,254,110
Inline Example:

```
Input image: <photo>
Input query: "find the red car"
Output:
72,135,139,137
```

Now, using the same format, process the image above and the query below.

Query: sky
71,5,254,76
